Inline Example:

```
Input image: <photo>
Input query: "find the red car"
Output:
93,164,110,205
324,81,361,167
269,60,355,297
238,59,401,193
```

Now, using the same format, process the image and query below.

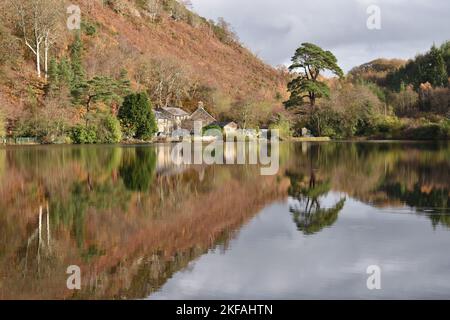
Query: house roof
214,121,238,128
161,107,189,117
190,106,216,123
154,110,171,120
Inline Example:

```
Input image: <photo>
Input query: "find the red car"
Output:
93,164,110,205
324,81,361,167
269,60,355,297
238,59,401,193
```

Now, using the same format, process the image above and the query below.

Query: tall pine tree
69,32,86,105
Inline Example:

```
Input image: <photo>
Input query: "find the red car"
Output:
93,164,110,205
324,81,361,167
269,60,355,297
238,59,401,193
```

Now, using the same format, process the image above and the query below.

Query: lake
0,142,449,299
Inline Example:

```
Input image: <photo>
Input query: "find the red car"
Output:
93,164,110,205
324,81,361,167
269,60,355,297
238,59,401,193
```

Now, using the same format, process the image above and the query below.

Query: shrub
371,117,450,140
307,106,342,138
408,123,442,140
388,84,419,116
269,115,293,140
82,21,97,36
405,120,450,140
70,125,98,144
308,82,384,139
96,114,122,143
13,104,72,143
71,113,123,144
202,124,222,135
373,115,404,139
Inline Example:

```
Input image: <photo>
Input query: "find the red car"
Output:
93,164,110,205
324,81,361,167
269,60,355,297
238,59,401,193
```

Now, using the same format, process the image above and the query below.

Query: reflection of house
156,102,216,135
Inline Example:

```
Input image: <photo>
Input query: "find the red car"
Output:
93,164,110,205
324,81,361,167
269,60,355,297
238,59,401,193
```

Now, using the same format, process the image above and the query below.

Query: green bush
269,116,293,140
406,121,450,140
307,106,343,138
71,114,123,144
82,21,97,36
96,114,122,143
70,125,98,144
13,109,70,143
374,116,404,138
372,117,450,140
411,124,441,139
202,124,222,135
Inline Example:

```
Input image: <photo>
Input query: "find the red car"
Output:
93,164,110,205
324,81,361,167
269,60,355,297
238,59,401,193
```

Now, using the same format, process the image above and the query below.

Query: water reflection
120,148,156,192
287,169,346,235
0,142,449,299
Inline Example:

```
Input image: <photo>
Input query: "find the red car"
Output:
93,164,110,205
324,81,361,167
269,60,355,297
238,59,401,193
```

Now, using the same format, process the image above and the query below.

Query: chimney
198,101,204,109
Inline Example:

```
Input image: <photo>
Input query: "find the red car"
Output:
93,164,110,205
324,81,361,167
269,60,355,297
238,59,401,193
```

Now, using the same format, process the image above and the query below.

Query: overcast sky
190,0,450,72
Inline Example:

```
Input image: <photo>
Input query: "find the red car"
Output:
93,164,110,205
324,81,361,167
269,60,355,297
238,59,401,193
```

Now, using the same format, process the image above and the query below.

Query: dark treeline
386,42,450,91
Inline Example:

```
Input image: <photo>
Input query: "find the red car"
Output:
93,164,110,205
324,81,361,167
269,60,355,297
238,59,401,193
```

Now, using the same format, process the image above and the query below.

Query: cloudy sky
190,0,450,72
152,196,450,299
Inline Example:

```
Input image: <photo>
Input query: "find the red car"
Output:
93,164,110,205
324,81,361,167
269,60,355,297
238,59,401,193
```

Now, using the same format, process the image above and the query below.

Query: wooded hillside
0,0,288,138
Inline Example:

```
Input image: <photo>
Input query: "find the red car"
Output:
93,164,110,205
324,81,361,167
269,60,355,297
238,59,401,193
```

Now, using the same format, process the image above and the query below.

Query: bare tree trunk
12,0,60,79
44,32,49,80
36,40,41,78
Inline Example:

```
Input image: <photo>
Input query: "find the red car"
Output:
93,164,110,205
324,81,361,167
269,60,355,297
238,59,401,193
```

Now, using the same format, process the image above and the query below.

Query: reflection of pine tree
287,171,346,235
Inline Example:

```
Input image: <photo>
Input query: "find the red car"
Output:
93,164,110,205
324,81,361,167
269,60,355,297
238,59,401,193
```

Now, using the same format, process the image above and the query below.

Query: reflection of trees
286,142,450,231
382,182,450,228
119,148,157,192
287,170,346,235
0,149,5,180
50,147,130,250
382,183,449,213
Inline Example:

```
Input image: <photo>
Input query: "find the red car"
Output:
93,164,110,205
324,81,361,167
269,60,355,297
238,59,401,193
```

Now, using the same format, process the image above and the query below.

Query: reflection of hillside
1,142,450,299
0,146,288,299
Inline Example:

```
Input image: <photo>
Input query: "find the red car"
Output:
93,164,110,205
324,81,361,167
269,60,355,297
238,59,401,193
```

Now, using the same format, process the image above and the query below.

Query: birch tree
11,0,62,79
146,0,162,23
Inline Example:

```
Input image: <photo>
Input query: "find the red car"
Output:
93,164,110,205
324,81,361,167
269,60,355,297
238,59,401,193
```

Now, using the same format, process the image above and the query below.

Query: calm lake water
0,142,449,299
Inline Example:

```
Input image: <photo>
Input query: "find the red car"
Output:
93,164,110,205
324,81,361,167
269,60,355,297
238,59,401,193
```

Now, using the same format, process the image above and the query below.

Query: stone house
214,121,238,135
190,102,216,127
154,102,218,136
155,107,190,135
180,102,217,134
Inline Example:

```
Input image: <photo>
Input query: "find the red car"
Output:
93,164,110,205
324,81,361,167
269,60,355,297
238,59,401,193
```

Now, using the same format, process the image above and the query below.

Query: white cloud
191,0,450,72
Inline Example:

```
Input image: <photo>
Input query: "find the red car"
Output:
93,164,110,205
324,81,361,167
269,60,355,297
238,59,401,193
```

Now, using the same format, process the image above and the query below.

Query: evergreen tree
69,33,86,105
70,32,85,85
77,76,129,117
426,45,448,87
387,43,449,90
441,41,450,78
45,58,59,96
285,43,343,108
118,92,157,140
118,69,132,93
58,58,74,86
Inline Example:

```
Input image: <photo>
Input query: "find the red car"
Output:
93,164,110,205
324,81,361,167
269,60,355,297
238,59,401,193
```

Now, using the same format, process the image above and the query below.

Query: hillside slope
0,0,287,124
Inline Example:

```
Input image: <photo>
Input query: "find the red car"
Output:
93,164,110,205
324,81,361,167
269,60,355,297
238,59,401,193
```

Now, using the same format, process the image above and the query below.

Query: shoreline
2,138,450,148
